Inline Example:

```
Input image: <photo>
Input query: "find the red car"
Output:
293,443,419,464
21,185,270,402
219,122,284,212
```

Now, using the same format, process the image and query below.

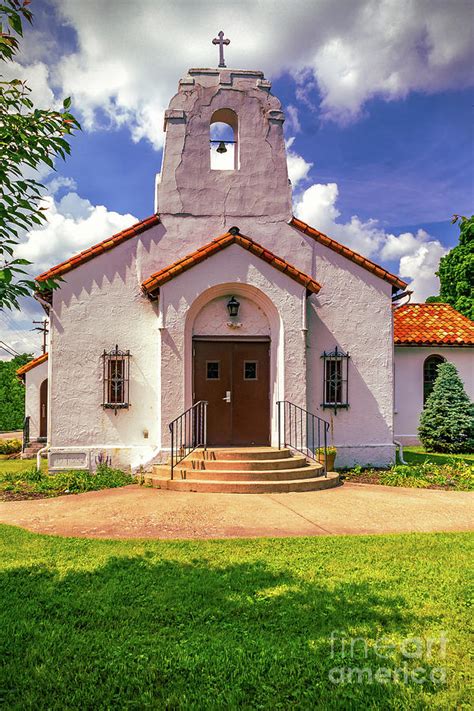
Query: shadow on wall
0,532,444,709
54,223,166,317
306,298,393,446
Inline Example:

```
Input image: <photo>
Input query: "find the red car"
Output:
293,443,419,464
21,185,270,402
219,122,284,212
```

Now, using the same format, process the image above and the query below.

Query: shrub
0,464,134,497
381,461,473,490
0,439,22,454
419,362,474,453
0,355,30,430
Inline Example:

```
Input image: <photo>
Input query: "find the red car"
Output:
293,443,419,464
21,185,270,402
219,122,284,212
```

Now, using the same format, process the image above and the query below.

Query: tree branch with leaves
0,0,80,309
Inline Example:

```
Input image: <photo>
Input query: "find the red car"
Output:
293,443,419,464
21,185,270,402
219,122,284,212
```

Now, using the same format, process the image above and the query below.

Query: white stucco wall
47,222,166,470
24,359,48,441
45,65,399,471
304,245,395,467
158,68,292,221
394,346,474,445
158,244,306,456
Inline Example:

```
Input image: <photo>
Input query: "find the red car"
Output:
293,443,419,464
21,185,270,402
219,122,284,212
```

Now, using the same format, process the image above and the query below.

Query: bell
216,141,227,154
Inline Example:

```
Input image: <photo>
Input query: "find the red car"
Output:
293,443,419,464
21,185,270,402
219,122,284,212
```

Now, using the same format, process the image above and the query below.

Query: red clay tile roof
142,229,321,295
36,214,160,283
290,216,407,291
16,353,48,380
394,303,474,346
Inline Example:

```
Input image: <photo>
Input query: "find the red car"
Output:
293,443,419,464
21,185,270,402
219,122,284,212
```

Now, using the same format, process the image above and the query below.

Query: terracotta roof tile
290,216,407,291
394,303,474,346
142,230,321,296
36,214,160,284
16,353,48,380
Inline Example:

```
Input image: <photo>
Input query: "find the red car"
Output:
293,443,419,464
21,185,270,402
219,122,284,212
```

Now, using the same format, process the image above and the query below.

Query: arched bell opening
210,108,239,170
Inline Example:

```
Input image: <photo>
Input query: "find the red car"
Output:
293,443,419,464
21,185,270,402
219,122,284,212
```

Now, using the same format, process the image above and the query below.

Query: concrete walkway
0,483,472,539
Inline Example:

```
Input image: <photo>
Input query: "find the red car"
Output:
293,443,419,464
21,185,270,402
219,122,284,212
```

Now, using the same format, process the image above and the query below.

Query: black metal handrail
22,416,30,452
169,401,208,479
277,401,330,476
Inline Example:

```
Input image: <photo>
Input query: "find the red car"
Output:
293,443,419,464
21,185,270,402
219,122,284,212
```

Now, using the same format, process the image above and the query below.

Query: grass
403,447,474,466
0,456,133,499
0,454,48,474
0,526,471,709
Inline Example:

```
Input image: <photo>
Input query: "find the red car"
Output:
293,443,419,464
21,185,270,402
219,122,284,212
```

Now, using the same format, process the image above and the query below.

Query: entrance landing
148,447,340,494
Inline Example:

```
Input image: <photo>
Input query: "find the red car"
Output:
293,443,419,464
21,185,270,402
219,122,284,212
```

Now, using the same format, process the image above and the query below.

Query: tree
418,361,474,453
0,352,29,430
429,215,474,319
0,0,80,310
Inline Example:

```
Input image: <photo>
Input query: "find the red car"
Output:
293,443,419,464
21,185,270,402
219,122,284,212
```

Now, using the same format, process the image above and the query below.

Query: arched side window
423,355,445,404
210,108,238,171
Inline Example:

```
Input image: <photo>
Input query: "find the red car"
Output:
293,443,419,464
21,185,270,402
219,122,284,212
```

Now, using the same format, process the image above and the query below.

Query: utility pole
32,319,49,355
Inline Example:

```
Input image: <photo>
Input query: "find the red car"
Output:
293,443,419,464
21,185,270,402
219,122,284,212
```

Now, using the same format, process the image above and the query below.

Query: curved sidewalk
0,483,472,539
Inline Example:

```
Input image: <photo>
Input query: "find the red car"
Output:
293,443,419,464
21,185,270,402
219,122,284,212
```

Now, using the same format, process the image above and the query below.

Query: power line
0,341,20,357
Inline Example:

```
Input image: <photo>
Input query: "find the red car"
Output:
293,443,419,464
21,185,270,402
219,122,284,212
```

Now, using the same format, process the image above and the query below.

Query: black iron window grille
321,346,349,414
102,345,131,413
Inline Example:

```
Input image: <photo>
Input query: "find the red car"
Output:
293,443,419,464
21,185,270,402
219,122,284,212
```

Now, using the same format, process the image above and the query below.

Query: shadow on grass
0,550,448,709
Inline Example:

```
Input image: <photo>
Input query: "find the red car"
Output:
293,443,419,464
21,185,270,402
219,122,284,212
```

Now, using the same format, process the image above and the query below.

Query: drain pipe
393,439,407,465
37,445,49,471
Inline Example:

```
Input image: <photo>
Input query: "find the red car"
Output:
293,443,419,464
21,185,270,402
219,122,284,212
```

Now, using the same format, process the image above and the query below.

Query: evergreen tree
0,353,30,430
418,361,474,453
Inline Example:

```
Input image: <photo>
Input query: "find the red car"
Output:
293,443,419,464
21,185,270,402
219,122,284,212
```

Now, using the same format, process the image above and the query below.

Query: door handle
223,390,231,403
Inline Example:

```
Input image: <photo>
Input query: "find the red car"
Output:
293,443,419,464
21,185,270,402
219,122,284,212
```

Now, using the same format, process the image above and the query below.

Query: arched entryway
185,285,282,447
39,378,48,439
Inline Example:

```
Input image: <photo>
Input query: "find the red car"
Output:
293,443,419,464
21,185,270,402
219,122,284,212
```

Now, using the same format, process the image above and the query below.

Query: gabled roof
36,214,160,283
16,353,48,380
142,228,321,296
394,303,474,346
290,216,407,292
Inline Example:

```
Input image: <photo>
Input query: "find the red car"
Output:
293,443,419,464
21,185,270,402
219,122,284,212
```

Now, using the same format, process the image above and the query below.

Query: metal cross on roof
212,30,230,68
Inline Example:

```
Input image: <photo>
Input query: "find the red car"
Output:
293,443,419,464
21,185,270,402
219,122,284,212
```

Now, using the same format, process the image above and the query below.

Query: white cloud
294,180,446,301
398,242,448,302
285,105,301,133
286,137,313,187
13,0,469,149
0,59,56,108
15,192,137,274
1,190,138,358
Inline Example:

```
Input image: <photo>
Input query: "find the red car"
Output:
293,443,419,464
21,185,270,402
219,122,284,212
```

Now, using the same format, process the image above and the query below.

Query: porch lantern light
227,296,240,318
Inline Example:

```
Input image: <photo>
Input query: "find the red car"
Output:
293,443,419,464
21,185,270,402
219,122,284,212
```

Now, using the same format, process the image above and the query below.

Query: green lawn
402,447,474,466
0,526,471,709
0,454,48,475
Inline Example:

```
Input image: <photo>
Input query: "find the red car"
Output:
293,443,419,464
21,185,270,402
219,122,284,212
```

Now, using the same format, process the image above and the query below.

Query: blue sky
1,0,473,356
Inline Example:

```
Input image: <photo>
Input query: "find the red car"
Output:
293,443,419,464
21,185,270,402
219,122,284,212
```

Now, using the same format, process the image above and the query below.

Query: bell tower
156,50,292,222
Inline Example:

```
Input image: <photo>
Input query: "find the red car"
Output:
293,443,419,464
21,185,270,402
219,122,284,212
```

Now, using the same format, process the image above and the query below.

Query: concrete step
172,463,323,482
160,455,308,474
165,472,339,494
21,444,45,458
192,447,293,461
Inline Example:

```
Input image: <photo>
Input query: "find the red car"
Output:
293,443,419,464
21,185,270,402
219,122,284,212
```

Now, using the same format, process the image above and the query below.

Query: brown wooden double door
193,340,270,447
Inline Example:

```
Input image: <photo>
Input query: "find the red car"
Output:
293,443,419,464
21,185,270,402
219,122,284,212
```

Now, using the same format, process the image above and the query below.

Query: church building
27,47,417,478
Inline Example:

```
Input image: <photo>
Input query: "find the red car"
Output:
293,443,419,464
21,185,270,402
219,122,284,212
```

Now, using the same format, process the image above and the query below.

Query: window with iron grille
102,346,131,413
423,354,445,404
321,346,349,414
